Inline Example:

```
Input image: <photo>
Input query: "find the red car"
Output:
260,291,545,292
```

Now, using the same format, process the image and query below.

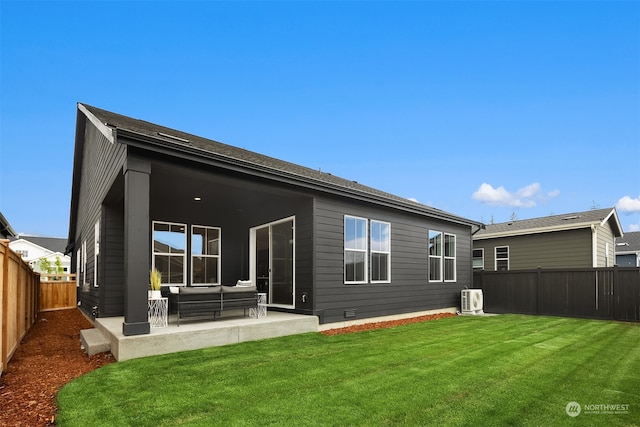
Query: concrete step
80,328,111,356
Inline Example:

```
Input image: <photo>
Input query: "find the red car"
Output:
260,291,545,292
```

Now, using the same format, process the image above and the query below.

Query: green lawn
57,315,640,426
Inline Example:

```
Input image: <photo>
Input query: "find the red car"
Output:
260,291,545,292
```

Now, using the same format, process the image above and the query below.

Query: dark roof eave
116,128,481,228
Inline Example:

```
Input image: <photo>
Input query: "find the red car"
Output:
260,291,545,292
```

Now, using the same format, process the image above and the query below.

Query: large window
344,216,368,283
344,216,392,284
495,246,509,271
444,234,456,281
429,231,457,282
429,231,442,281
473,249,484,270
371,220,391,283
191,225,221,286
153,221,186,285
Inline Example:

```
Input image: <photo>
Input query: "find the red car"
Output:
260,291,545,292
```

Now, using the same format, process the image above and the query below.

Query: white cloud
472,182,555,208
629,224,640,232
616,195,640,214
547,189,561,198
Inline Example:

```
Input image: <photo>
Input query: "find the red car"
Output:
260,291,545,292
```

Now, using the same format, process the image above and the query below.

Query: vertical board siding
473,268,640,321
313,196,473,324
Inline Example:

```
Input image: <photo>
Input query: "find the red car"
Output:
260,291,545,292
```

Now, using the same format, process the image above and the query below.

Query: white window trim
370,220,391,284
444,233,456,282
473,248,484,270
82,240,87,286
344,215,369,284
94,221,100,287
495,246,510,271
428,230,443,282
191,225,222,286
76,248,81,288
152,220,187,286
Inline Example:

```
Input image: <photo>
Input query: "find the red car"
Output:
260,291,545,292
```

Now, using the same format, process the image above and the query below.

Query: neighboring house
472,208,623,271
0,212,17,238
67,103,482,336
8,236,71,277
615,231,640,267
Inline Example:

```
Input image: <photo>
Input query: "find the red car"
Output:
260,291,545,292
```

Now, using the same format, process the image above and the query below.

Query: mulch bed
320,312,455,335
0,309,114,427
0,308,453,426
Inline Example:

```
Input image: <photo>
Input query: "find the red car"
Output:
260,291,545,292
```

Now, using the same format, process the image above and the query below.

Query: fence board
474,267,640,322
40,275,77,311
0,240,40,373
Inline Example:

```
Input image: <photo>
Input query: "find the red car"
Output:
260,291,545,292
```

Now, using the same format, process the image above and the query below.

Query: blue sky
1,1,639,238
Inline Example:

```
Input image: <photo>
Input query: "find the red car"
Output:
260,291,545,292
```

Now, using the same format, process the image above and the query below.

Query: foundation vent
344,309,357,319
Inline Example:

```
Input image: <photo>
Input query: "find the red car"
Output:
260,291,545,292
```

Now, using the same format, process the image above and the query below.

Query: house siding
473,228,593,271
73,120,126,317
313,196,471,324
596,222,616,267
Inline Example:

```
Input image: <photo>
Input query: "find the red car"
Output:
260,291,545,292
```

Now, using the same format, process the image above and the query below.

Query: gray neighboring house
473,208,623,271
67,103,482,336
615,231,640,267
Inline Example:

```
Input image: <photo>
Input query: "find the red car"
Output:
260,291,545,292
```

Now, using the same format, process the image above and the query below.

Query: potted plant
149,268,162,299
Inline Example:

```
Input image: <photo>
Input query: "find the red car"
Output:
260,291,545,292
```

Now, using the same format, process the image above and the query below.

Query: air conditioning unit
461,289,484,314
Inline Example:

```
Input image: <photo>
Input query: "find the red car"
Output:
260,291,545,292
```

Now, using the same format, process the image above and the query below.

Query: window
428,231,442,281
191,225,221,285
94,221,100,287
82,240,87,286
76,247,81,288
444,234,456,281
495,246,509,271
153,221,186,285
371,221,391,283
344,216,368,283
473,249,484,270
15,249,28,258
429,231,457,282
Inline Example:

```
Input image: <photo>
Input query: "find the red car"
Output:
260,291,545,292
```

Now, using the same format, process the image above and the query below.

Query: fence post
1,240,9,373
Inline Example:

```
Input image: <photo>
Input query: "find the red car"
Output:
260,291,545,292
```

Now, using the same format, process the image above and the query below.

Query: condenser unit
461,289,484,314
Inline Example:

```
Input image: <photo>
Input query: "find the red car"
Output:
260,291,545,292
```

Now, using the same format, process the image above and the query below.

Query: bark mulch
0,309,114,427
320,312,455,335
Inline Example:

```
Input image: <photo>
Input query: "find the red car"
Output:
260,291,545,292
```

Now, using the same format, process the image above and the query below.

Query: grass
57,315,640,426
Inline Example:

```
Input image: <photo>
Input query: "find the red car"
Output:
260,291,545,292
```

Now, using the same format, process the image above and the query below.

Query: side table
148,297,168,328
250,293,267,319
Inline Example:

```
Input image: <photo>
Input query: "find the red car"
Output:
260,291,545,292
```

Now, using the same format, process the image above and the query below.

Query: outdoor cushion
180,286,221,294
236,280,253,287
221,285,257,293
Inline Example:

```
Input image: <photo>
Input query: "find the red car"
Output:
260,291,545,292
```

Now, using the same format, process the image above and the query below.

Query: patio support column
122,154,151,336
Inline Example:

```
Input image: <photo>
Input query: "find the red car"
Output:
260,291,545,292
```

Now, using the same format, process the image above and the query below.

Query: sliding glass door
250,217,295,307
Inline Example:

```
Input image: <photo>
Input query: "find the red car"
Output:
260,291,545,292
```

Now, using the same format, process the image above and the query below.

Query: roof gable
77,103,481,228
474,208,623,240
616,231,640,253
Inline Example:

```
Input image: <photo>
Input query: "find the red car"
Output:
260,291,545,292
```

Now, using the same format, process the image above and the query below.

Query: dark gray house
67,103,482,336
473,208,623,271
616,231,640,267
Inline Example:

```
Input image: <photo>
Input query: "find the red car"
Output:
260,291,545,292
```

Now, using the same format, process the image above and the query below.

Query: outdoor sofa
168,283,258,326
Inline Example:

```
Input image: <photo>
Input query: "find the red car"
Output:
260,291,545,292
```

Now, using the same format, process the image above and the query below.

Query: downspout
591,224,598,268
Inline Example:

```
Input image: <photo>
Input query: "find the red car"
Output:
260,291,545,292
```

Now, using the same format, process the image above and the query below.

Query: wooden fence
473,267,640,322
40,274,77,312
1,239,40,373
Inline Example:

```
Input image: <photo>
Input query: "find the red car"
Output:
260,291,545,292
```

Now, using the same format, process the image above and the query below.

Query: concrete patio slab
94,310,319,361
